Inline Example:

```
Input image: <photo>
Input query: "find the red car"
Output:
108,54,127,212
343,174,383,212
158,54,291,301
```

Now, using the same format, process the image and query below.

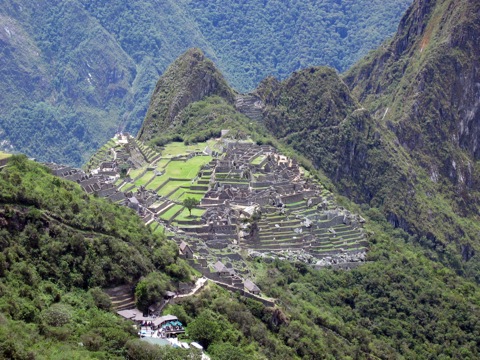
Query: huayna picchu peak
2,0,480,358
138,49,235,142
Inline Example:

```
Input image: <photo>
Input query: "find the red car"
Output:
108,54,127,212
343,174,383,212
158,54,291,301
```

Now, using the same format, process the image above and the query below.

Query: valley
0,0,412,166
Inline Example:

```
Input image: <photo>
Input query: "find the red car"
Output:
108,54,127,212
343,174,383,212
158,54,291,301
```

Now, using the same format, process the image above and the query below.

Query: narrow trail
175,277,208,298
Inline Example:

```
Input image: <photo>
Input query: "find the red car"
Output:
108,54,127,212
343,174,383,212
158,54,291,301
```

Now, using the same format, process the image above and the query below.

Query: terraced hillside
80,135,367,270
174,141,367,267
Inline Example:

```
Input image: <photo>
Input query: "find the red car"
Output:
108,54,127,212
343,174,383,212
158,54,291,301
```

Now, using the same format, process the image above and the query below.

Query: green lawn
155,158,170,169
134,171,155,186
128,166,147,180
169,188,186,201
159,204,184,221
146,175,169,190
157,180,191,197
162,141,210,157
146,155,212,192
166,157,212,178
174,207,205,222
151,223,165,235
251,155,266,165
179,192,205,201
147,156,212,189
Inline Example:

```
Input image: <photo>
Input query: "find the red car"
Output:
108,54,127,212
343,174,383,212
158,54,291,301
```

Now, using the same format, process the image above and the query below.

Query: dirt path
175,277,208,298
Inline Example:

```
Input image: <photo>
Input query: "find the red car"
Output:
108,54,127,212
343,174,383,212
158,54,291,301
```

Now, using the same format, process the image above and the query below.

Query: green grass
0,152,11,160
159,204,184,221
251,155,266,165
161,141,214,157
155,158,170,169
146,176,169,190
128,166,147,179
133,171,155,186
157,180,191,197
151,224,166,235
169,188,186,201
146,155,213,192
174,207,205,222
147,156,212,190
181,192,205,201
285,200,306,208
167,157,212,178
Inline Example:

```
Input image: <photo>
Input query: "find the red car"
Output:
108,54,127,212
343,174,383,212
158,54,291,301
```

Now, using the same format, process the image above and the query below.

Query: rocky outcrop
138,48,235,142
345,0,480,189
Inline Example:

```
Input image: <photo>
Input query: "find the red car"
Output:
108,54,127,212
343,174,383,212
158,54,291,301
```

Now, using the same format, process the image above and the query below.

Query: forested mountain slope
248,0,480,281
0,0,411,165
0,155,193,358
185,0,412,90
344,0,480,208
129,46,480,359
138,48,235,142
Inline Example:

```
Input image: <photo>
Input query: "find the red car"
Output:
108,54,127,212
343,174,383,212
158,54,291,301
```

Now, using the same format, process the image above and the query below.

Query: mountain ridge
139,0,480,281
0,0,412,165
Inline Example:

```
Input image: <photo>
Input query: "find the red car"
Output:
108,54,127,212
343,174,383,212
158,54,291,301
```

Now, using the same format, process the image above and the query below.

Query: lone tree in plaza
183,197,200,217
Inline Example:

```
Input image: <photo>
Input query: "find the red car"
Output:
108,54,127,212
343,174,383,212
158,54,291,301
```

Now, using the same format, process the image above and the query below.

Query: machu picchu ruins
48,132,368,297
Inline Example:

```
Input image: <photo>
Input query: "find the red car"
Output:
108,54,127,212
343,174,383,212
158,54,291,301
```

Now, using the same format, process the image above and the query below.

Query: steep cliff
344,0,480,206
254,0,480,278
138,49,235,142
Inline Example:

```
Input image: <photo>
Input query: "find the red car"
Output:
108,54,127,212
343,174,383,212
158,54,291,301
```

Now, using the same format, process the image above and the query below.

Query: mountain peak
138,48,235,142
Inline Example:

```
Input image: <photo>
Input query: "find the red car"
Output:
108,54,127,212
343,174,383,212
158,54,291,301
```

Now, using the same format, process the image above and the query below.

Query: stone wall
215,283,275,307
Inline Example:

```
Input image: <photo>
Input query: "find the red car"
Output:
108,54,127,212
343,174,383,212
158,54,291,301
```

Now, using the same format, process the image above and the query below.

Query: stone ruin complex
174,141,367,267
47,134,368,277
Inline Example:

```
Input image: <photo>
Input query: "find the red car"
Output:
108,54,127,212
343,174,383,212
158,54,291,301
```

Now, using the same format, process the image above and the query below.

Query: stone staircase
235,95,264,122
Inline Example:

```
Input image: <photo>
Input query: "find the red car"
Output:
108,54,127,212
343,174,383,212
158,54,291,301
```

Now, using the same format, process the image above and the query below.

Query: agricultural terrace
0,152,11,160
161,140,216,158
146,156,212,191
250,155,266,165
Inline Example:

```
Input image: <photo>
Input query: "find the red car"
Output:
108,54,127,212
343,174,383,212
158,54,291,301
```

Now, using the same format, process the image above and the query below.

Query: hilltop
79,130,480,358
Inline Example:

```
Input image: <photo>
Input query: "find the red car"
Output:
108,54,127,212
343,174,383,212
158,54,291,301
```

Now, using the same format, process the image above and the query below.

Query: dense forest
0,0,411,165
185,0,412,90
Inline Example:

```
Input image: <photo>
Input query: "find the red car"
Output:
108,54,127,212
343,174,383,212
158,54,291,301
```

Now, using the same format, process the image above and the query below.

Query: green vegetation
165,158,212,178
161,141,213,157
0,155,193,357
4,0,480,358
251,155,266,166
139,49,235,143
166,284,296,359
256,63,480,282
175,207,205,222
159,204,184,221
182,197,200,217
254,209,480,359
148,95,274,148
0,0,411,165
186,0,412,90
